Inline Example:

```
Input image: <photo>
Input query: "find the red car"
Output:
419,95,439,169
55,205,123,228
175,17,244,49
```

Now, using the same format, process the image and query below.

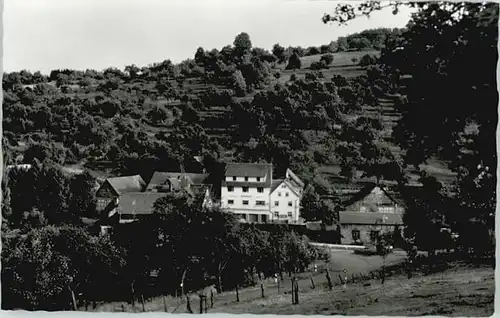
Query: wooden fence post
141,295,145,312
236,284,240,302
163,296,168,312
291,278,295,304
199,296,204,314
260,281,265,298
186,295,193,314
210,289,214,308
325,269,333,290
294,279,299,304
310,276,315,289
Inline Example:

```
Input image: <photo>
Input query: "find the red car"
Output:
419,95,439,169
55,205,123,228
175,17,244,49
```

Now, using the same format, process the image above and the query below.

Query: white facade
220,185,271,223
220,163,304,223
269,181,301,223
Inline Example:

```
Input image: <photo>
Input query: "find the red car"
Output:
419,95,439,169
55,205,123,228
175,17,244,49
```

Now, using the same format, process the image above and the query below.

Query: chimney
269,163,273,183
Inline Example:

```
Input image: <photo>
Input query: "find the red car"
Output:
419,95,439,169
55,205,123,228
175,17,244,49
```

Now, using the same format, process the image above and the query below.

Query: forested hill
3,26,455,195
2,28,401,179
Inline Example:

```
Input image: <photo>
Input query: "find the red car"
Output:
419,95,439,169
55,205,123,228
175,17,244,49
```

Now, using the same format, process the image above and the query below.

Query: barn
338,184,405,245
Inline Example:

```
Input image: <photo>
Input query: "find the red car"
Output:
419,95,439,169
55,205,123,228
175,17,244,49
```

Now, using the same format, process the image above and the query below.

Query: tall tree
233,32,252,55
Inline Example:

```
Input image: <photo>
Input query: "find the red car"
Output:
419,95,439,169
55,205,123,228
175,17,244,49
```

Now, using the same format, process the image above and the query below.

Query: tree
231,70,247,97
148,105,170,125
359,54,377,66
2,226,125,310
68,171,97,218
272,43,287,63
320,54,334,65
300,185,337,224
233,32,252,55
286,52,302,70
23,141,66,165
124,64,140,78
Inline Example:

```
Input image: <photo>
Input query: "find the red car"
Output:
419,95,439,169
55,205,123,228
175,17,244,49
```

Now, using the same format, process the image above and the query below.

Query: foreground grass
213,263,494,316
89,250,493,316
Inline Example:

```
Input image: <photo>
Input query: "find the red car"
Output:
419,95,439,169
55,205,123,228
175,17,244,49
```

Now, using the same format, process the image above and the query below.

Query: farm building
95,175,146,214
101,192,169,224
338,184,405,245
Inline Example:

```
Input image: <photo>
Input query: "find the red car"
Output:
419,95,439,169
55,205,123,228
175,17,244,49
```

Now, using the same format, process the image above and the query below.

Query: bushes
359,54,378,66
286,52,302,70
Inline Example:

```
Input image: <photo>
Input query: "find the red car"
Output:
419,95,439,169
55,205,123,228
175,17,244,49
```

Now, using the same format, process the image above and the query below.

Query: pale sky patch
4,0,414,74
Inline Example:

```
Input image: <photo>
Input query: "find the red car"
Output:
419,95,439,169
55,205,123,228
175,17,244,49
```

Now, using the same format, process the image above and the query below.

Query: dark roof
146,172,209,191
271,179,283,193
107,175,146,194
117,192,168,215
286,169,304,188
339,212,403,225
225,162,272,178
341,183,402,207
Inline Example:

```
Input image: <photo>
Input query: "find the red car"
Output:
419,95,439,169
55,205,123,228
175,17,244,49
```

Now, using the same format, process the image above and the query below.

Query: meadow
87,250,493,316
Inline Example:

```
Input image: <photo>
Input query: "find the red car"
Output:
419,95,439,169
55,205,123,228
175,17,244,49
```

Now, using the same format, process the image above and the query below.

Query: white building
220,163,304,223
269,169,305,224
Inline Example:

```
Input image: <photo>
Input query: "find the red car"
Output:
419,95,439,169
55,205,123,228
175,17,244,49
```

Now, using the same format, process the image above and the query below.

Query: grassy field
89,249,407,312
214,263,494,316
86,249,493,316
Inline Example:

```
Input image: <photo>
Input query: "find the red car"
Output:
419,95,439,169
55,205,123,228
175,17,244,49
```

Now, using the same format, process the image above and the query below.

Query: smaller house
269,169,305,223
338,184,405,245
145,171,213,208
103,192,168,224
95,175,146,213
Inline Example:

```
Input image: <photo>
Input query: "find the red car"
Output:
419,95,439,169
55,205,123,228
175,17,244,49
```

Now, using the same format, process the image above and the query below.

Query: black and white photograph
1,0,497,315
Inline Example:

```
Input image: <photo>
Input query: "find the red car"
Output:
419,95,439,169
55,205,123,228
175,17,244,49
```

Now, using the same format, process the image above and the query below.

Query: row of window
227,186,264,193
227,200,293,207
230,176,262,182
274,212,293,218
226,186,290,197
227,200,266,206
275,201,293,207
351,230,380,241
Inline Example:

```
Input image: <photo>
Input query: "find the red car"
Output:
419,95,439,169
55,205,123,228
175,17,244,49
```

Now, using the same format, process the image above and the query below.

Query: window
379,206,394,213
242,187,249,193
274,212,279,218
244,176,249,181
257,187,264,193
370,230,380,242
257,177,261,182
228,186,234,192
233,176,236,181
278,192,281,197
256,201,265,206
241,214,247,220
281,184,286,188
274,201,279,207
261,214,268,223
285,192,289,197
228,200,234,205
287,212,292,217
242,200,249,205
288,201,293,207
352,229,361,241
